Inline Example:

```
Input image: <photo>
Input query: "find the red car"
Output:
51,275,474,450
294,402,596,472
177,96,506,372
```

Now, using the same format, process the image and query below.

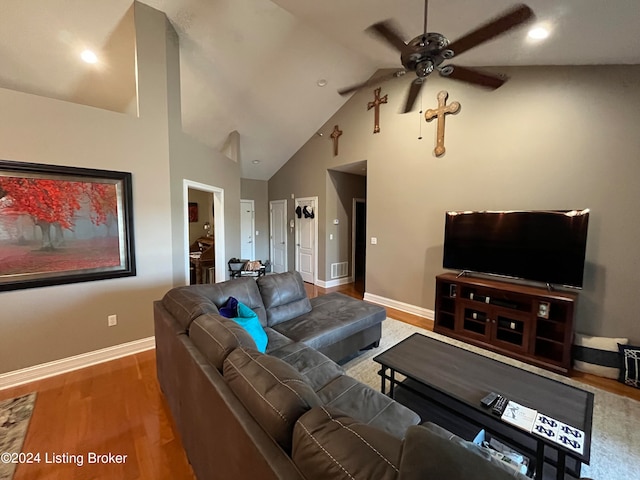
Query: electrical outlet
371,237,378,245
108,315,117,327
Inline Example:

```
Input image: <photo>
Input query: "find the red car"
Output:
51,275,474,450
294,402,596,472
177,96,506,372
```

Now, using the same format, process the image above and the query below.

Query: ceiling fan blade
446,4,534,58
403,78,424,113
367,20,411,55
441,65,507,89
338,70,404,96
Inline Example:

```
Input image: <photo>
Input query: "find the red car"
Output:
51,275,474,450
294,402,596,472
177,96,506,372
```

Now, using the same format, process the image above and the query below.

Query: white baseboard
363,292,434,320
316,276,354,288
0,337,156,391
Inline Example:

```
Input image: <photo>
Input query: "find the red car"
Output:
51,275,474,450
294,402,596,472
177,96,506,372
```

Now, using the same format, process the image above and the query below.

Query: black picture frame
0,159,136,291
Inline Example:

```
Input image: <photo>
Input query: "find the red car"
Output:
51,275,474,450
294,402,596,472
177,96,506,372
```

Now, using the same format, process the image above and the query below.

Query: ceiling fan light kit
339,2,535,113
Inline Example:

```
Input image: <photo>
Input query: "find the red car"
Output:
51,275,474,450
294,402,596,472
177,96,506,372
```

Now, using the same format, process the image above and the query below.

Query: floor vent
331,262,348,279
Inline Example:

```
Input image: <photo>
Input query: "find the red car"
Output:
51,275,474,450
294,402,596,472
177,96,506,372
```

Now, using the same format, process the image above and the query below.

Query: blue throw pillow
219,296,239,318
232,301,268,353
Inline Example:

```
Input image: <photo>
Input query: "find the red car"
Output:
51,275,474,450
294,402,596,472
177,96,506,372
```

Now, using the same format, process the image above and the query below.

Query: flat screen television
443,210,590,288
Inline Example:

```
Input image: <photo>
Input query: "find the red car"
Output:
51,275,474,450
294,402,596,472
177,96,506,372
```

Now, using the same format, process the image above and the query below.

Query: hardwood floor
1,351,196,480
1,282,637,479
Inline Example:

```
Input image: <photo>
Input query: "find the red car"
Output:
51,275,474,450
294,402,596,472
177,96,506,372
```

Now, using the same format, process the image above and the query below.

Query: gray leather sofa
154,271,529,480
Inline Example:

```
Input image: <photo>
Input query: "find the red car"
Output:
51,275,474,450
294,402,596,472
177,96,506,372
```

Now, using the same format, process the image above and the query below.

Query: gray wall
0,3,172,373
0,3,242,374
240,178,269,262
164,12,241,286
269,65,640,342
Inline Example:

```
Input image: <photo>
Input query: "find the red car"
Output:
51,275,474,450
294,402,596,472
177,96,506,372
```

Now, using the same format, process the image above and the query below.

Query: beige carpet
343,318,640,480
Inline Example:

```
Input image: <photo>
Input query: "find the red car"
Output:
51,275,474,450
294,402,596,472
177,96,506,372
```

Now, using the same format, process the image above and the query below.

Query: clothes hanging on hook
303,206,314,219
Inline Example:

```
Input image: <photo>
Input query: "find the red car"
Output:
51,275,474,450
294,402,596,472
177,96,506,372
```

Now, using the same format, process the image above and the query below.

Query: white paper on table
501,401,538,432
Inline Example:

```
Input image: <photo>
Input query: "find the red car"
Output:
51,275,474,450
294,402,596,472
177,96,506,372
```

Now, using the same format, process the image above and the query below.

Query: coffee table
373,333,593,480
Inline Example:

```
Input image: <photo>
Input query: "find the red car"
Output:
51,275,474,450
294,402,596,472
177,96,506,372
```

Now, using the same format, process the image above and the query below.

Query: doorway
183,180,225,284
269,199,287,273
352,198,366,290
240,199,255,260
295,196,318,284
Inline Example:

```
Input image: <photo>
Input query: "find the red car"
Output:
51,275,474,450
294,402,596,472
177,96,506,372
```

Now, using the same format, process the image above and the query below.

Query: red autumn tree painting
0,175,122,277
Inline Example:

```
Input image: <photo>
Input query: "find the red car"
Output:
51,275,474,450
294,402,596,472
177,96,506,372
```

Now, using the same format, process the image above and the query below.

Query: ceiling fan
338,1,535,113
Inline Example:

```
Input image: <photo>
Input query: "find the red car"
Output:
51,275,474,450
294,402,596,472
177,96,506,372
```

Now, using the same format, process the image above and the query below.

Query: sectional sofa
153,271,529,479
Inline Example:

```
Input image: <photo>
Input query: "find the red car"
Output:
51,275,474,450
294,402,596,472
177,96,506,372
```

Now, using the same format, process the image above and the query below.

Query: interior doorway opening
183,180,225,285
328,159,367,294
352,198,366,291
269,199,288,274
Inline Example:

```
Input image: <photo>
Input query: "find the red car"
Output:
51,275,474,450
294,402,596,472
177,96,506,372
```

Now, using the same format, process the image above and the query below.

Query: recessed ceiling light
317,79,328,87
252,160,261,164
528,27,549,40
81,49,98,64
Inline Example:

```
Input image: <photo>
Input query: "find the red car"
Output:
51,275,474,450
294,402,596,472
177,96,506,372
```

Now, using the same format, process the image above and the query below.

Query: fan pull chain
418,87,423,140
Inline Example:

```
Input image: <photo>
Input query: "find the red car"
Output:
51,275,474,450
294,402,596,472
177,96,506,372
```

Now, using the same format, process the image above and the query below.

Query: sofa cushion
223,348,322,452
316,375,420,439
273,292,386,351
257,271,312,326
269,342,345,391
292,406,401,480
398,422,529,480
264,327,295,353
189,314,257,371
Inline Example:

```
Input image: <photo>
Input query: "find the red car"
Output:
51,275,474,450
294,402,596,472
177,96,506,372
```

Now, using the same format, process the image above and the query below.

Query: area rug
0,393,37,480
343,318,640,480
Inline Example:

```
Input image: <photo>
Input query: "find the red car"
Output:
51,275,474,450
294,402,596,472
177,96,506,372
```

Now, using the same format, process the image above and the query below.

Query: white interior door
270,200,287,273
240,199,255,260
295,197,317,284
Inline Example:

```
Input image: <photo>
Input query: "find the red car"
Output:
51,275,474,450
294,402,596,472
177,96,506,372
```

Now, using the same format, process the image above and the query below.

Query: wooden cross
425,90,461,157
330,124,343,156
367,87,388,134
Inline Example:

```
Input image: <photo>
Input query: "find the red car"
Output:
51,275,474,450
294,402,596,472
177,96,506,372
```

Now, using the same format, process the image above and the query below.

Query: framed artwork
0,160,136,291
188,202,198,223
537,301,550,319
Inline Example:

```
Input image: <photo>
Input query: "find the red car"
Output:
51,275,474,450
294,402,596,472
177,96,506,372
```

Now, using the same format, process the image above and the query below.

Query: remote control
492,395,509,416
480,392,499,408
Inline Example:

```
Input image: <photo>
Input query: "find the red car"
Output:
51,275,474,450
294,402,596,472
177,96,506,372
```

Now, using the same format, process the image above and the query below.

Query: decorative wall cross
330,125,343,156
367,87,388,134
425,90,461,157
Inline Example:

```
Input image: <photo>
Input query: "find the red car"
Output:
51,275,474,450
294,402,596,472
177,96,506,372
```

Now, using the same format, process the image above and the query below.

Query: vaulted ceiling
1,1,639,180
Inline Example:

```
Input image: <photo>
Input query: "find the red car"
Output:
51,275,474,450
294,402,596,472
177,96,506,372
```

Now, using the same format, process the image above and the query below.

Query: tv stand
434,273,578,375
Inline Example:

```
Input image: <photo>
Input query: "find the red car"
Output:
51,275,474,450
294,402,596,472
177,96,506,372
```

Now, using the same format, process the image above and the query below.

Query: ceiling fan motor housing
402,32,450,77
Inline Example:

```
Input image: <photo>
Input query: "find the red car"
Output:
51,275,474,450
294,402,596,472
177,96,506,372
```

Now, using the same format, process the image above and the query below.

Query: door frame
183,180,225,284
240,199,255,260
295,196,318,285
352,197,366,281
269,199,288,273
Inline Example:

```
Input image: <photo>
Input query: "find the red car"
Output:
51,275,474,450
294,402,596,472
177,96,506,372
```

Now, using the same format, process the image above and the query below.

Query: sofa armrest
292,407,402,480
398,423,530,480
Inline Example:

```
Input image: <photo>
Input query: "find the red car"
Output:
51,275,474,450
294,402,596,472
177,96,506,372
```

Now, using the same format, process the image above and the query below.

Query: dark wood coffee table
373,333,593,480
